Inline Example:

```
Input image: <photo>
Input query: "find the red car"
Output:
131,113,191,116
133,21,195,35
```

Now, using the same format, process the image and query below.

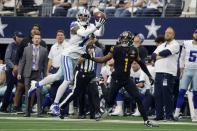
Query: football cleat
132,111,141,117
144,120,159,128
192,116,197,122
51,103,60,116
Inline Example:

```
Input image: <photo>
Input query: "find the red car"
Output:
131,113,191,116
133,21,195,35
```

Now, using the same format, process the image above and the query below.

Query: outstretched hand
95,18,105,29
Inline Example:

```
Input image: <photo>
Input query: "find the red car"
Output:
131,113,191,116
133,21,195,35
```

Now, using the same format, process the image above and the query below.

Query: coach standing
17,32,48,117
152,27,180,120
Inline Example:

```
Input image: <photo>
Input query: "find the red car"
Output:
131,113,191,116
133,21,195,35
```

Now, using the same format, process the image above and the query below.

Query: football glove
95,18,105,29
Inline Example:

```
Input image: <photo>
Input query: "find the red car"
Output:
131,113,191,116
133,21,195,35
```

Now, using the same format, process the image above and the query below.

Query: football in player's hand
94,11,107,21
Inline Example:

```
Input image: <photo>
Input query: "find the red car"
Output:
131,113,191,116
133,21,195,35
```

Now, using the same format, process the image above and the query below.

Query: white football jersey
61,21,103,59
139,65,155,91
130,68,141,83
180,40,197,69
154,39,180,76
48,40,68,68
130,69,146,94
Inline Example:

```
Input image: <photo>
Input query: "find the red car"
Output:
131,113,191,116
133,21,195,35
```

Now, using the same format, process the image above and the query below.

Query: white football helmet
76,9,91,26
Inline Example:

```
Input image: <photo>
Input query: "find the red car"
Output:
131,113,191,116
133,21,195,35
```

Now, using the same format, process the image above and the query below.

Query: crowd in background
0,0,194,17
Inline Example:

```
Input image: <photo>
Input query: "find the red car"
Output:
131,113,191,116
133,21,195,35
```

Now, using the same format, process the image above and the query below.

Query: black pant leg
154,73,164,119
78,85,86,116
107,78,122,107
87,81,100,115
124,79,148,121
1,70,16,110
162,74,175,119
60,71,86,112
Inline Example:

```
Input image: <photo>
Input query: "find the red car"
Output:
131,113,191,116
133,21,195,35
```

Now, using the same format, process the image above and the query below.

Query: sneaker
192,116,197,122
132,111,141,117
174,116,179,121
110,107,124,116
144,120,159,128
28,80,38,97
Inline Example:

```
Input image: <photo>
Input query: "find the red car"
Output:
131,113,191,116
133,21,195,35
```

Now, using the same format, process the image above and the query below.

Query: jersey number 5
189,50,197,62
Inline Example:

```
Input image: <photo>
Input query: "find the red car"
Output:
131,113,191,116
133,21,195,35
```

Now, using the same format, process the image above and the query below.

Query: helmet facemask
76,9,91,26
119,31,134,46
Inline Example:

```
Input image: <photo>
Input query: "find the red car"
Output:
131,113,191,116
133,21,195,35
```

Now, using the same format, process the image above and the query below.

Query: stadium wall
0,17,196,56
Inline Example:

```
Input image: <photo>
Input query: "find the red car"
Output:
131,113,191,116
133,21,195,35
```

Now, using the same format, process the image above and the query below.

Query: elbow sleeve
159,49,172,57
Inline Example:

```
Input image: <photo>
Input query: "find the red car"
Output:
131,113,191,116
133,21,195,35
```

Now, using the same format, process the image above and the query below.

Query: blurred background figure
0,31,24,113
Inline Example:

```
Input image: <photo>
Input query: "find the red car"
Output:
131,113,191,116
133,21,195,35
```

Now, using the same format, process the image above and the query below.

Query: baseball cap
14,31,24,38
137,33,145,43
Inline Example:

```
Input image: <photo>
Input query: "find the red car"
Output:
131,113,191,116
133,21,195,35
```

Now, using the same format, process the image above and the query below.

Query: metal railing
0,0,196,17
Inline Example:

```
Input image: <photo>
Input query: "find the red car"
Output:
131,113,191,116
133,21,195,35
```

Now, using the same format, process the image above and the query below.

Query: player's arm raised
70,19,105,38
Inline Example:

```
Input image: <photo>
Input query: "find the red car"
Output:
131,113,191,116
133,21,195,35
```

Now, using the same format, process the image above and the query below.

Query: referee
59,38,103,120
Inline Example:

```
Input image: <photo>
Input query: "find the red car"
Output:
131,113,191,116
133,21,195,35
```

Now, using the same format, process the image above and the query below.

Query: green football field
0,115,197,131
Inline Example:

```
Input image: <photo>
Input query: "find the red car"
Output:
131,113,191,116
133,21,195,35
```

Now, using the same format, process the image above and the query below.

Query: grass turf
0,116,197,131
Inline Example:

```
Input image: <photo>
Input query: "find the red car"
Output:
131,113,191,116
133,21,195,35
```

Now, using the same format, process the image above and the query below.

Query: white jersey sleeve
180,40,197,69
76,23,97,37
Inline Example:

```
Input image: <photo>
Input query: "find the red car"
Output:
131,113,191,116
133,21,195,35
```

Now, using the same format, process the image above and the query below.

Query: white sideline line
0,117,197,125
